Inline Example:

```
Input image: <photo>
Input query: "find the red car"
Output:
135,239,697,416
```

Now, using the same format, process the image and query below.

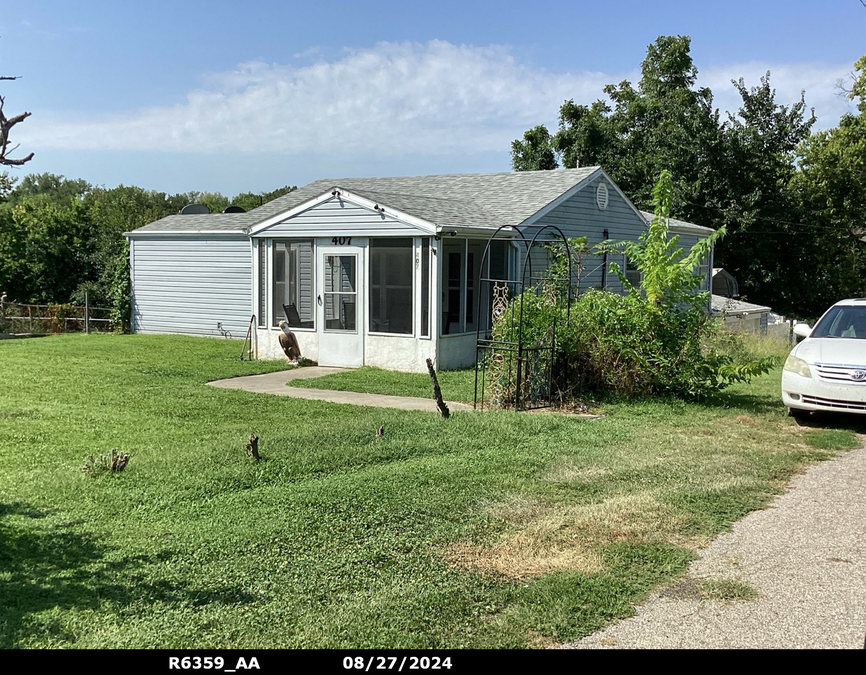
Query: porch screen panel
481,240,509,334
441,239,486,335
369,239,413,334
258,240,267,327
442,239,464,335
421,238,430,337
324,254,357,331
272,240,314,328
465,240,485,332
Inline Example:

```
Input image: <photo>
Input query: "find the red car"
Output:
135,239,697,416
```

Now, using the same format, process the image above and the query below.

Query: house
125,167,715,372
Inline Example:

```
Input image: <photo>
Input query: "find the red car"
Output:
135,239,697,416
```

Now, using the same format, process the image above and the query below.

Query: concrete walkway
561,443,866,649
208,367,474,413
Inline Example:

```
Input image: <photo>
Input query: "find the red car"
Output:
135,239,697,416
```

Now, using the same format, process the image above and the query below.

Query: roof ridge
318,166,600,183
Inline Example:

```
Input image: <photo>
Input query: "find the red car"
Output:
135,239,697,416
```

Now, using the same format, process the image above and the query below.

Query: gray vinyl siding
523,176,646,294
130,236,252,337
257,240,267,327
255,197,428,238
526,177,713,296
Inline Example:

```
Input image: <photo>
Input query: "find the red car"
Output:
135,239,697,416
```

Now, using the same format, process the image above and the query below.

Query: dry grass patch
444,493,694,580
444,539,605,580
542,458,612,483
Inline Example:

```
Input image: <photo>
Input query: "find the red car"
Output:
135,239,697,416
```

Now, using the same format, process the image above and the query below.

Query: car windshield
811,305,866,339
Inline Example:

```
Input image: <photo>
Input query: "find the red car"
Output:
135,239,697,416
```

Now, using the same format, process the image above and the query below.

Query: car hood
793,337,866,366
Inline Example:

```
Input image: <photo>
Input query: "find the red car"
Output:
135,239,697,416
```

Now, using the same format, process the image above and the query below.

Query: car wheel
787,406,809,420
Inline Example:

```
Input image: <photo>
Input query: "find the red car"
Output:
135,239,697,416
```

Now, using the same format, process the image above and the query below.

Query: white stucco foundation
256,327,319,362
364,333,436,373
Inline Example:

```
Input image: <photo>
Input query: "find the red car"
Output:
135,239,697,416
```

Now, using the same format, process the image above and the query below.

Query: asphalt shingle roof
639,210,714,235
129,167,601,234
711,294,771,315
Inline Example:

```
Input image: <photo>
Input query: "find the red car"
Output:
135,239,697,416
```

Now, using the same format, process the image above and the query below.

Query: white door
317,244,364,367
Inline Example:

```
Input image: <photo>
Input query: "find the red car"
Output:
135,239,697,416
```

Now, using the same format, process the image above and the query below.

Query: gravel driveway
561,443,866,649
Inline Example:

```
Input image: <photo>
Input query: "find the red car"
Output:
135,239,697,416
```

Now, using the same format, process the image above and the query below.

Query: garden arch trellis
473,224,574,411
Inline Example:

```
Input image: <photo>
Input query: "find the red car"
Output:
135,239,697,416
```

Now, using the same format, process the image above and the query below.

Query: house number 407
331,237,352,245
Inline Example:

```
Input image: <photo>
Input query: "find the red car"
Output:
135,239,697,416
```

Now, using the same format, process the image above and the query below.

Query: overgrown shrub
485,170,775,403
485,289,564,408
491,286,775,401
567,290,776,397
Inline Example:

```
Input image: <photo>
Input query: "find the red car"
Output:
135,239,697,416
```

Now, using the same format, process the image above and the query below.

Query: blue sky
2,0,864,195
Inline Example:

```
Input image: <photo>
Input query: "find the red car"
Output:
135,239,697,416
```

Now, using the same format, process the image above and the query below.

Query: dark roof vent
223,205,246,213
180,204,210,215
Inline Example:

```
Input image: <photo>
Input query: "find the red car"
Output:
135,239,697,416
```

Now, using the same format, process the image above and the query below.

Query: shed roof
639,211,715,236
711,294,772,316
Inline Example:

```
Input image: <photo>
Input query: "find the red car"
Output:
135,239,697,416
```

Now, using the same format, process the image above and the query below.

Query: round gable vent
596,182,609,210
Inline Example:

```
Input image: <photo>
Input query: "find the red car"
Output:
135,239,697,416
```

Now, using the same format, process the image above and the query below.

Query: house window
370,239,413,334
625,255,641,289
696,262,710,292
273,240,314,328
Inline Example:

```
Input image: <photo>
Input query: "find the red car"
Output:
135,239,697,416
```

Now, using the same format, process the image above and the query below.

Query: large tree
511,125,558,172
786,55,866,317
515,36,725,215
512,35,817,316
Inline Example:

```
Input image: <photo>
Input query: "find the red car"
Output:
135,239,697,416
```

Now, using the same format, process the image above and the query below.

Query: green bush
490,287,775,401
484,171,775,403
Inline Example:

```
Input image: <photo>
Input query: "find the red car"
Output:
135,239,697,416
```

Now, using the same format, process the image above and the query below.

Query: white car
782,298,866,418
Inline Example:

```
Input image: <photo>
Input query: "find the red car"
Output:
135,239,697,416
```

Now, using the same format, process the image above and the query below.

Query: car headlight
783,355,812,378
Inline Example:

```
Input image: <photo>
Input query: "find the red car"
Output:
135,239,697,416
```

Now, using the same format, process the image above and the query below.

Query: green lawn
0,334,861,649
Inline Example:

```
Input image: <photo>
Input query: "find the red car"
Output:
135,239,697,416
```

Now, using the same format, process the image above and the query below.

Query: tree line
512,36,866,320
0,174,295,327
2,35,862,326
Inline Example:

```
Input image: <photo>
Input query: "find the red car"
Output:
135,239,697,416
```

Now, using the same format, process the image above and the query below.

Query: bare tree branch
835,75,854,97
0,90,34,166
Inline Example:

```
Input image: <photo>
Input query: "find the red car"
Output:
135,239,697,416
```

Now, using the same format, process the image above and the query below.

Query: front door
317,243,364,367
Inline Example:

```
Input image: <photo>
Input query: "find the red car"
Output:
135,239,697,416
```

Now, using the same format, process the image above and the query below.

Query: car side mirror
793,323,811,339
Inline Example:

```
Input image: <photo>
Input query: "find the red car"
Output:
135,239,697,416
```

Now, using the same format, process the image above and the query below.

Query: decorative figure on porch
278,320,302,362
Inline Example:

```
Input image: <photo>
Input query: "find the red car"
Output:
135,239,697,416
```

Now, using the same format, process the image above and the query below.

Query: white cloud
22,41,854,158
23,41,611,155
